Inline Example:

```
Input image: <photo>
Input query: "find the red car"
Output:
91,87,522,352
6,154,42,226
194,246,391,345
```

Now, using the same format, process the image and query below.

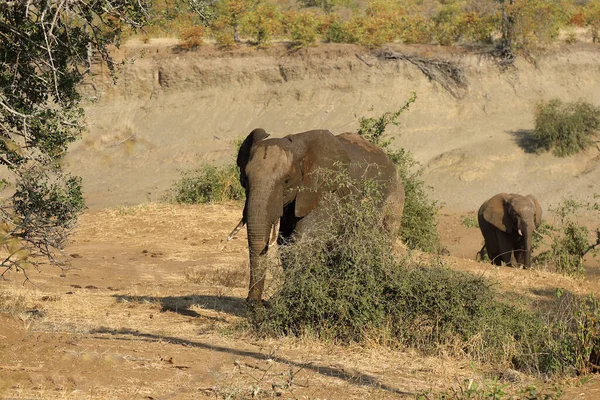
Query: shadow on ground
114,294,247,318
508,129,539,153
89,327,413,396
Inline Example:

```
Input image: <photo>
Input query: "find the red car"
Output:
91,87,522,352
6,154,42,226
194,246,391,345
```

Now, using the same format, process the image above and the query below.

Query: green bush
284,11,321,48
534,198,600,276
533,99,600,157
171,163,244,204
400,15,433,44
249,175,600,375
357,93,441,253
243,1,283,47
537,291,600,376
324,19,353,43
431,1,463,46
249,170,579,374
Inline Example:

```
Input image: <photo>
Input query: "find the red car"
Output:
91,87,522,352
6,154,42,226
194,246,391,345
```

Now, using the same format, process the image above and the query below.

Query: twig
107,134,136,148
355,53,373,67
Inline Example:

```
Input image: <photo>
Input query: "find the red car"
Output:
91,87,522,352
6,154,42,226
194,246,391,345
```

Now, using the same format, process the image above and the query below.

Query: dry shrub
179,25,205,49
534,197,600,277
0,290,28,317
585,0,600,43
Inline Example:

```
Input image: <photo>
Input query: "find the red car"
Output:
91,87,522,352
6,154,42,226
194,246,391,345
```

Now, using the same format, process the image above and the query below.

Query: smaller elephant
478,193,542,269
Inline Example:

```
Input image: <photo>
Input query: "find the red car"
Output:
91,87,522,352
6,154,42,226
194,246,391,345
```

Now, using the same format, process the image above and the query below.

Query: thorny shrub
248,169,600,376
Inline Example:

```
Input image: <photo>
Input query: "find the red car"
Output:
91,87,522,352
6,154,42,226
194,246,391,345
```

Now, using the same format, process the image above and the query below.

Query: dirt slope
65,41,600,213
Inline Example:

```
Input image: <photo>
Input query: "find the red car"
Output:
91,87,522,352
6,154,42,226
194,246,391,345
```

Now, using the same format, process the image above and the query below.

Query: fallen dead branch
377,49,468,98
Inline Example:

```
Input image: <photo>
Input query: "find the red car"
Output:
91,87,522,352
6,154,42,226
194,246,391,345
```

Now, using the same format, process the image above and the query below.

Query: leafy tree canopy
0,1,149,277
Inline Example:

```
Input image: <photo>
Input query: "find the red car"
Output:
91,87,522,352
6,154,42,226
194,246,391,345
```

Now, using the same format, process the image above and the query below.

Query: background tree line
141,0,600,52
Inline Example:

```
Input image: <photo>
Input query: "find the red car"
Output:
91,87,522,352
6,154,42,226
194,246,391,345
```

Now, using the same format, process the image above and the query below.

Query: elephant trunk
521,221,534,269
246,184,282,302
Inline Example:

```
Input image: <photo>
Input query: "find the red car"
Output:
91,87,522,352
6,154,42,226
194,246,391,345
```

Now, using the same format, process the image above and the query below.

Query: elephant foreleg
494,230,514,266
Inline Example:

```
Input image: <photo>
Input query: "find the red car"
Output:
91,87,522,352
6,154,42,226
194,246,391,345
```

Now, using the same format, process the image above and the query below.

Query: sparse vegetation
185,265,246,287
532,99,600,157
462,215,479,229
419,379,564,400
171,163,244,204
170,138,245,204
534,197,600,276
357,93,441,253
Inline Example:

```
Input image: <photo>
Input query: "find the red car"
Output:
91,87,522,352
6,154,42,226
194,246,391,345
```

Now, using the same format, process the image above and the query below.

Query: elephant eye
283,177,290,185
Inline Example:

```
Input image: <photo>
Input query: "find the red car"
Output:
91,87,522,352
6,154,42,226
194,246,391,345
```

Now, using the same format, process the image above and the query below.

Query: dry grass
184,265,247,288
1,204,598,398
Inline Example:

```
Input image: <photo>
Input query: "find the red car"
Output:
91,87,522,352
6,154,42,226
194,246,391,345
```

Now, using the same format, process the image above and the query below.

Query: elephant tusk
518,229,523,236
269,219,280,247
227,218,246,241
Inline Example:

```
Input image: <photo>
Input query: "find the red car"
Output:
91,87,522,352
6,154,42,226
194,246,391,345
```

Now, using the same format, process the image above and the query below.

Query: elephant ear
294,130,350,218
482,193,515,233
527,195,543,228
237,128,270,187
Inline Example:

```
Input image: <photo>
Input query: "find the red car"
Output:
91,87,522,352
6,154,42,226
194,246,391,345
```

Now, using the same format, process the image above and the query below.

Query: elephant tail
476,244,486,261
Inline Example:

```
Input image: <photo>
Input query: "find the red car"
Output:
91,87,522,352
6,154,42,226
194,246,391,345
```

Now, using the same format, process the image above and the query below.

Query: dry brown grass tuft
184,265,247,288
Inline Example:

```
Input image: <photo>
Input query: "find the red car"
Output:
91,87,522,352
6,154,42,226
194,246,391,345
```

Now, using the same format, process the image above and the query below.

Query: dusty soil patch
1,203,599,399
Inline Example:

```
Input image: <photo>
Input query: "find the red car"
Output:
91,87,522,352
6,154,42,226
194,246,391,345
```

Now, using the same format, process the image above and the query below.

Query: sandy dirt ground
3,41,600,398
0,203,599,399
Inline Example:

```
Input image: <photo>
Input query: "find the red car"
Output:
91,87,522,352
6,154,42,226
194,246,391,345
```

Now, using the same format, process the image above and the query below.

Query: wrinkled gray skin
478,193,542,268
237,128,405,302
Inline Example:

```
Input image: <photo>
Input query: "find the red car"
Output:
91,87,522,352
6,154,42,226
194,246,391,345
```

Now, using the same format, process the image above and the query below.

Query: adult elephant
236,128,405,302
478,193,542,269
